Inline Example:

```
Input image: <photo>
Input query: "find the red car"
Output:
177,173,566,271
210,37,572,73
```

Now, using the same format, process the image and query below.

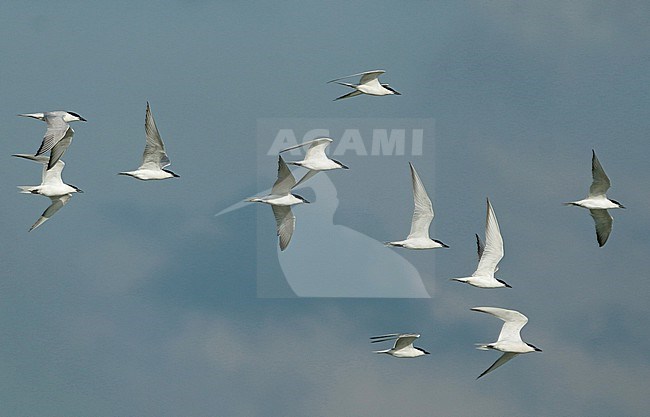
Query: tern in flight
472,307,541,379
13,154,82,231
565,150,624,246
328,70,401,100
18,111,86,170
386,162,448,249
247,156,309,251
119,102,179,180
280,137,348,188
451,199,510,288
370,333,430,358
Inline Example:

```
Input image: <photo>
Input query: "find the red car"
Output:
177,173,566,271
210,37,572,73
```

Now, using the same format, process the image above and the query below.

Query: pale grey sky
1,1,649,416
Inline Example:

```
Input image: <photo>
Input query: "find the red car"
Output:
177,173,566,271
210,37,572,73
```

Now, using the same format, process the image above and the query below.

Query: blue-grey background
1,1,649,416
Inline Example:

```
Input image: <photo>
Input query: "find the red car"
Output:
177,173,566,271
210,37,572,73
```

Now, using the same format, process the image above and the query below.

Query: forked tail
17,186,37,194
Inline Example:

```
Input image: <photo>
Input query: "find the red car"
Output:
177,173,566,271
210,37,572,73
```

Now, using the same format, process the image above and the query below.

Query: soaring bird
247,156,309,251
370,333,430,358
328,70,401,100
565,150,624,246
452,199,510,288
472,307,541,379
13,154,82,231
386,162,448,249
119,102,179,180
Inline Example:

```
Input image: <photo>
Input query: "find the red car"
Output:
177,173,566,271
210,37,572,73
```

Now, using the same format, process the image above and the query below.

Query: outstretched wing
370,333,401,342
477,352,517,379
140,102,171,169
471,307,528,343
292,169,319,189
271,156,296,195
590,209,613,247
359,70,385,85
303,139,333,162
327,70,385,84
272,205,295,251
474,199,504,277
393,334,419,351
589,150,611,197
280,138,332,159
334,90,363,101
406,163,433,239
35,116,73,157
47,131,73,170
29,194,72,232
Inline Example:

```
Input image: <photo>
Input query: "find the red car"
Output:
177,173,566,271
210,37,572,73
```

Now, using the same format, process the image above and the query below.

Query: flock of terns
367,147,623,378
13,102,177,230
12,70,625,379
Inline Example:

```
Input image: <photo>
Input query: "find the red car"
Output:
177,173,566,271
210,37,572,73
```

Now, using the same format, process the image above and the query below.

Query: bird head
497,279,512,288
528,343,542,352
63,111,86,122
609,198,625,209
294,194,310,204
382,84,401,95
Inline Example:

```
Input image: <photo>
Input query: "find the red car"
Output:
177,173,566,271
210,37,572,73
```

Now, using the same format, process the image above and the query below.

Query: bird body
386,163,448,250
566,196,621,210
288,158,345,171
370,333,429,358
120,167,178,181
119,102,179,180
14,154,82,197
387,237,447,250
248,194,305,206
